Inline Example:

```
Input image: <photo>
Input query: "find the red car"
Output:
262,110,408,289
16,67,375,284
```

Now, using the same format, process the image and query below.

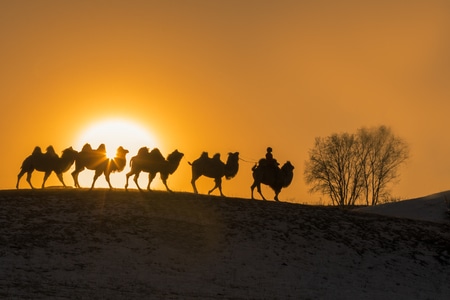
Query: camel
189,152,239,196
16,146,78,189
251,160,294,201
125,147,184,192
72,143,129,190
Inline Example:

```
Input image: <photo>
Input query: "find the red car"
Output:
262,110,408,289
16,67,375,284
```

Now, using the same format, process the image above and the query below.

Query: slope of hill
356,191,450,223
0,189,449,299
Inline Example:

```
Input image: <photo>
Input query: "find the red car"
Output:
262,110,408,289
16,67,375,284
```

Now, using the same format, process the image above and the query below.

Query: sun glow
74,118,159,188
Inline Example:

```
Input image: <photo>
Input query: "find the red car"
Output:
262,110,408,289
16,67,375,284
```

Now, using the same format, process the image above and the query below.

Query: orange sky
1,0,450,203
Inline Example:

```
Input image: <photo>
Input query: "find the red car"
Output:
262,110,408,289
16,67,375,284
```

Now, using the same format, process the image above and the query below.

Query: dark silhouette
265,146,273,160
125,147,184,192
16,146,78,189
71,143,129,190
305,126,409,206
251,161,294,201
189,152,239,196
264,147,279,168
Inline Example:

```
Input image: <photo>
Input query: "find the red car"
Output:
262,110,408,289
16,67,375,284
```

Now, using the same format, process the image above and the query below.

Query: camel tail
188,161,192,166
252,163,257,171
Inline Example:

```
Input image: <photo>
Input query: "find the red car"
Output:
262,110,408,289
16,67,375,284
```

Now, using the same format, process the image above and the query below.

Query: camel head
225,152,239,179
226,152,239,164
115,146,129,158
280,161,294,188
282,161,294,172
61,147,78,159
167,150,184,174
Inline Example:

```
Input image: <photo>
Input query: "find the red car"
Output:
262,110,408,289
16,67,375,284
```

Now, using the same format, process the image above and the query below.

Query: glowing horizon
3,1,450,203
73,118,161,189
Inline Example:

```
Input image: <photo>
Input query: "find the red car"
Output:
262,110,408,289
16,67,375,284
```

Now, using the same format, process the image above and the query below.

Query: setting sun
75,119,157,157
73,118,159,188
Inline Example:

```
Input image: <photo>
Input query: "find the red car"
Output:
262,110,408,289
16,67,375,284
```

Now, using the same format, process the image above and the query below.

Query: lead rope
239,156,259,164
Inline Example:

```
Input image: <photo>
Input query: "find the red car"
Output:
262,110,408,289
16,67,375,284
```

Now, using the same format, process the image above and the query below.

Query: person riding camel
264,147,279,169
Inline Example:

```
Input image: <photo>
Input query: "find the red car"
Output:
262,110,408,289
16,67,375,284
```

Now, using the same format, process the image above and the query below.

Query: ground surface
1,189,449,299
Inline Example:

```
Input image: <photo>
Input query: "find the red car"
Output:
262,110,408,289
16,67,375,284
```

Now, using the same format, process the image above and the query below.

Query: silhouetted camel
125,147,184,192
72,143,129,190
251,160,294,201
189,152,239,196
16,146,78,189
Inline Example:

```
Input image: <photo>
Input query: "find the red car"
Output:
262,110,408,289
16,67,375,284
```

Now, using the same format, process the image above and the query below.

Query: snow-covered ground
0,189,449,299
356,191,450,223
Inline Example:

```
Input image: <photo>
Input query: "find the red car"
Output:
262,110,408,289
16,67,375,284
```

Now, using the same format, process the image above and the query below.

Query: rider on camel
264,147,279,169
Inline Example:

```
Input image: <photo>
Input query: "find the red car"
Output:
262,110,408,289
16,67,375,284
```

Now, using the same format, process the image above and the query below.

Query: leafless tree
357,126,409,205
304,126,409,206
304,133,364,206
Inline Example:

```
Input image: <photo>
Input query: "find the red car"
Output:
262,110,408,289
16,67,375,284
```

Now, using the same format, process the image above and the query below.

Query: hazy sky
1,0,449,203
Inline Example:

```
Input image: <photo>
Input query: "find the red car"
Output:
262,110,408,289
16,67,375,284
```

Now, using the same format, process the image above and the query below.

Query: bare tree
304,126,409,206
357,126,409,205
304,133,364,206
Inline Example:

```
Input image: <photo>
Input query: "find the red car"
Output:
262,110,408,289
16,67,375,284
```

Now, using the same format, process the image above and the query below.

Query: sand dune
0,189,449,299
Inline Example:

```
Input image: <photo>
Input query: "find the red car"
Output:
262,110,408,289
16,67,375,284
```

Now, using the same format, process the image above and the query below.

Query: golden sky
1,0,450,203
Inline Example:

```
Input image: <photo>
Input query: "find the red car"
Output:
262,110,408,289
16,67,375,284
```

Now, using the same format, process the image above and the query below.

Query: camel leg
26,171,35,189
133,172,143,191
217,179,224,197
89,175,98,190
55,173,67,188
250,181,257,199
208,177,223,196
191,176,200,194
72,168,84,188
90,170,103,190
147,172,157,191
161,173,172,192
125,170,134,191
104,171,113,190
273,188,281,202
71,171,78,188
42,171,52,188
251,182,266,200
17,170,27,189
258,186,267,201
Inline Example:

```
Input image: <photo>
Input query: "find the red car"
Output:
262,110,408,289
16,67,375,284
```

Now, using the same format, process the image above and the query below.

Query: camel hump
191,151,210,166
32,146,42,155
81,143,93,152
46,145,55,153
149,148,165,161
96,144,107,153
45,146,58,157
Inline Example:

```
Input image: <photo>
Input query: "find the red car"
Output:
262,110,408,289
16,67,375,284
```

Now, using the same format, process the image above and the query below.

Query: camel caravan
16,144,294,201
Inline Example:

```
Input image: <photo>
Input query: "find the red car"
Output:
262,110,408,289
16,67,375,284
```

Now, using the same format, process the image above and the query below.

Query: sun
74,118,159,188
75,119,158,156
